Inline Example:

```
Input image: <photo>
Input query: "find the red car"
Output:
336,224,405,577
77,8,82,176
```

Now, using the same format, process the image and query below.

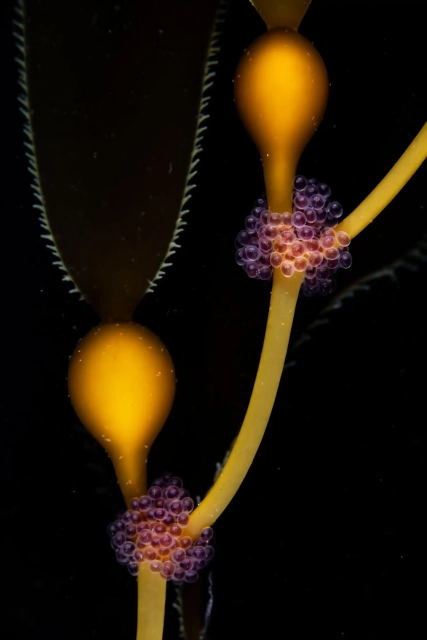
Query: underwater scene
1,1,426,639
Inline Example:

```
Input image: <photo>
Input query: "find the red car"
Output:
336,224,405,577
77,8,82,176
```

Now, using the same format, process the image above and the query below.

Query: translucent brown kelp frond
18,0,225,320
173,574,214,640
148,0,228,294
250,0,312,31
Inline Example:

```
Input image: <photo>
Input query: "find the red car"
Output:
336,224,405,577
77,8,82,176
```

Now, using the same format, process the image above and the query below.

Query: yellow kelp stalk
188,0,323,536
68,322,175,631
187,0,427,539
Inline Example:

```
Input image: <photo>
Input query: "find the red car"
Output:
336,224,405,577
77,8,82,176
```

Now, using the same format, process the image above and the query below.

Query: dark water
1,1,426,639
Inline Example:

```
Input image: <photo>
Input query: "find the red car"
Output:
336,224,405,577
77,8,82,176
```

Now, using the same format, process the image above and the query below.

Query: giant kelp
5,1,427,631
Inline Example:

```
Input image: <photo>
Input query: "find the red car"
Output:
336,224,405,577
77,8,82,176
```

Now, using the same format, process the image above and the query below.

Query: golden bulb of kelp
234,28,329,213
68,323,175,506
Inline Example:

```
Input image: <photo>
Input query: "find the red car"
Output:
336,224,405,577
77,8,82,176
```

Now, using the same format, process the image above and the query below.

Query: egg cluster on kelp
108,473,214,584
235,176,352,295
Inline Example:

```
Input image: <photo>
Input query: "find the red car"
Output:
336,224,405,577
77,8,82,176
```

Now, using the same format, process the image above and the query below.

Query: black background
1,1,427,639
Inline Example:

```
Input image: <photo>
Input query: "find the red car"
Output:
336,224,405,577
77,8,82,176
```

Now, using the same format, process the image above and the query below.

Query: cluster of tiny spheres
235,175,352,295
108,473,214,584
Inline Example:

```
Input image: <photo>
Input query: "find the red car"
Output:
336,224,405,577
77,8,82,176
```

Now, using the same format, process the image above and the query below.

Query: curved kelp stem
337,123,427,240
188,6,327,537
136,564,167,640
187,269,302,536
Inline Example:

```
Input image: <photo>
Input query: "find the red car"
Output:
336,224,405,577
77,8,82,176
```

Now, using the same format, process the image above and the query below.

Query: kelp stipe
186,0,427,550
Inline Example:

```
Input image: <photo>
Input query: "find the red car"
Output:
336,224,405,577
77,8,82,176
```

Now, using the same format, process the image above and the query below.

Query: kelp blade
22,0,219,320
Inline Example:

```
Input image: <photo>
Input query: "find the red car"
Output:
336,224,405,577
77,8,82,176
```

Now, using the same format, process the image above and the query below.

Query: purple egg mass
107,473,214,585
234,176,352,295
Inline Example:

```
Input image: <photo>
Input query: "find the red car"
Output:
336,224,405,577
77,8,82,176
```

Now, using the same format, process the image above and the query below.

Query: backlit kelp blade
17,0,222,321
249,0,311,30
